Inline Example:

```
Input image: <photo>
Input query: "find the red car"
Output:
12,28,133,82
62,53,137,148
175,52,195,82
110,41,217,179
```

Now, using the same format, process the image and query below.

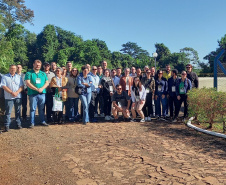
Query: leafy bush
188,87,226,131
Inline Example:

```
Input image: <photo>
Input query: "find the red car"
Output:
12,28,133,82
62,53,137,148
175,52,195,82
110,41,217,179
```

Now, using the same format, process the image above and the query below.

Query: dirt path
0,120,226,185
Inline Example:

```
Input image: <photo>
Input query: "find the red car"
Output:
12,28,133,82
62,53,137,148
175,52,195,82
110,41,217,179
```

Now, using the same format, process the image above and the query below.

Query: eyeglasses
117,88,122,90
186,67,191,68
92,69,97,70
72,70,77,72
146,72,151,73
159,73,163,74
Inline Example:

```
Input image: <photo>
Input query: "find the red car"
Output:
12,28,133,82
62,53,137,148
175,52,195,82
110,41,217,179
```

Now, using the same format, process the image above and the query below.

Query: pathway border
187,117,226,139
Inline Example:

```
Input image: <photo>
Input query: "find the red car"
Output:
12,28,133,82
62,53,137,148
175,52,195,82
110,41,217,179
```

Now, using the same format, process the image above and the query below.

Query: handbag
75,86,86,95
52,92,63,112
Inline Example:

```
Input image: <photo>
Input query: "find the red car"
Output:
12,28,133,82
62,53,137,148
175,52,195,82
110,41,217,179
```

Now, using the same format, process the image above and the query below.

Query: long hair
132,76,142,92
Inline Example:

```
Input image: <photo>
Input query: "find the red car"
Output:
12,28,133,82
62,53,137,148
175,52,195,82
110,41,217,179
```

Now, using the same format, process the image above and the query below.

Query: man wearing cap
43,62,55,123
25,60,49,128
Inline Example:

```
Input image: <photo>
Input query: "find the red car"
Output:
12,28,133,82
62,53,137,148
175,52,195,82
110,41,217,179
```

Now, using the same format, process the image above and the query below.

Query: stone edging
186,117,226,139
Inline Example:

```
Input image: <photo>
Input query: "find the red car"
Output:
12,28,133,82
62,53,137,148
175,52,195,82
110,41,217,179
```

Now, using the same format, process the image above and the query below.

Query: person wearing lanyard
50,67,68,124
119,68,133,97
155,70,168,120
174,71,192,122
77,65,93,125
130,77,146,122
89,66,101,123
66,67,79,122
16,64,28,121
25,60,49,128
116,67,122,78
111,69,120,86
43,62,55,123
186,64,199,88
167,69,180,121
141,69,155,121
1,64,24,132
100,69,115,121
96,65,104,117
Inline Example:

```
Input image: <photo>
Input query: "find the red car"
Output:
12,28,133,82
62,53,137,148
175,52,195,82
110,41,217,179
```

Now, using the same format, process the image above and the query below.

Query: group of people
0,59,199,132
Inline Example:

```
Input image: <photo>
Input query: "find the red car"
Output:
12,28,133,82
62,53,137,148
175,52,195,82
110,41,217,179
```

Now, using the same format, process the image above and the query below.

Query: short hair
102,60,107,64
111,69,116,72
136,68,141,70
115,84,122,89
97,65,102,68
186,64,192,68
144,65,149,69
51,61,56,64
66,61,72,65
81,65,88,71
61,65,65,68
116,67,121,70
172,69,178,75
33,60,42,64
166,64,171,67
124,68,130,72
10,64,17,68
17,64,22,67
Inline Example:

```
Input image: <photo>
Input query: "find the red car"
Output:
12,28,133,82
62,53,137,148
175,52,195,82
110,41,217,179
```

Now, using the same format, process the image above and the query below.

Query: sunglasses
182,74,186,75
117,88,122,90
92,69,97,70
72,70,77,72
159,73,163,74
186,67,191,68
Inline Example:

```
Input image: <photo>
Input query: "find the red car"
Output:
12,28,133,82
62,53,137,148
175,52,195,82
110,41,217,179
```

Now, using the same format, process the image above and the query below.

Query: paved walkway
0,120,226,185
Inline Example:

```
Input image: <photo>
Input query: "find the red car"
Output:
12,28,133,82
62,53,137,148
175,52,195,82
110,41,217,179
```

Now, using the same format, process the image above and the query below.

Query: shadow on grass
141,119,226,160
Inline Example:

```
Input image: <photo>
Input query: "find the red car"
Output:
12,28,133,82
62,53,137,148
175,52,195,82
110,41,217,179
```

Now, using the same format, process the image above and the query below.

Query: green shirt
179,81,185,94
25,70,48,95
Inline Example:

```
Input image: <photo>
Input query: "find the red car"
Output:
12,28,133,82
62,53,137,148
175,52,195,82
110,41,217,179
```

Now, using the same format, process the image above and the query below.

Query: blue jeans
68,97,79,121
155,93,167,117
5,98,22,127
79,93,91,124
29,94,46,125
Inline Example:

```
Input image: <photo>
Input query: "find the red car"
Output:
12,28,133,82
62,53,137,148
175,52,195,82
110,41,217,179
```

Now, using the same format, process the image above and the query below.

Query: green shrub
188,87,226,131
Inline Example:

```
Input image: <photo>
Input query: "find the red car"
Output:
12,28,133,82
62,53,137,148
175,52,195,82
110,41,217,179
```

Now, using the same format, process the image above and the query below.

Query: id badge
180,88,185,93
126,85,129,90
109,86,113,92
36,78,41,84
146,88,150,93
94,83,98,88
158,85,162,91
118,102,121,107
135,96,140,102
172,86,176,92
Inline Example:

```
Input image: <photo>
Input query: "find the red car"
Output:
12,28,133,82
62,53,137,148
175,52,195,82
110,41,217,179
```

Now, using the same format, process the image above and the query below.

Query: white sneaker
105,116,110,121
94,113,98,118
147,117,151,121
145,117,148,121
140,119,145,122
130,118,135,122
100,113,105,117
109,116,114,120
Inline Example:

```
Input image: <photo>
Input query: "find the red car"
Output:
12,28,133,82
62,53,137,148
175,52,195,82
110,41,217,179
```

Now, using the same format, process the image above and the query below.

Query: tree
92,39,111,60
0,0,34,28
36,24,59,62
120,42,149,59
5,24,28,65
155,43,171,62
180,47,199,65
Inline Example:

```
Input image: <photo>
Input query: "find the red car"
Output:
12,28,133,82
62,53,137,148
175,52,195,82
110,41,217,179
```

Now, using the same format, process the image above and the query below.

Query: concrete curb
187,117,226,139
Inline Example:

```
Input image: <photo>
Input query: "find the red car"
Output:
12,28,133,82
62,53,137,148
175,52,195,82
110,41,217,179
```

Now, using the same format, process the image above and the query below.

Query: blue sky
24,0,226,63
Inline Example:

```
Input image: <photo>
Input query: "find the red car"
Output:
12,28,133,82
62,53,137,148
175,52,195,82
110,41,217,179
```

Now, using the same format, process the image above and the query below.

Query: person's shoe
160,117,166,121
109,116,114,120
100,113,105,117
29,124,34,129
147,117,151,121
3,126,9,132
145,117,148,121
172,119,177,123
113,119,119,123
94,113,99,118
105,116,110,121
130,118,136,122
41,122,49,126
140,119,145,122
22,117,28,121
17,125,23,129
